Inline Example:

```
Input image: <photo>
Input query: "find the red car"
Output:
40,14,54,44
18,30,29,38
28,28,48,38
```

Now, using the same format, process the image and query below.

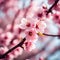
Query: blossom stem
43,33,60,37
37,32,60,37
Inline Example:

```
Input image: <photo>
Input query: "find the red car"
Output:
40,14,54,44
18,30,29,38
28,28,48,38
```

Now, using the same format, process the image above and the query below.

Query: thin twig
43,33,60,37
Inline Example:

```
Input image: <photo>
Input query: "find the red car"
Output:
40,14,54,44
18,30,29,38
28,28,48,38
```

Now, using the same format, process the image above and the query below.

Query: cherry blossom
35,21,47,33
48,0,55,4
25,28,38,41
53,0,60,11
0,47,8,55
0,0,60,60
23,41,36,51
52,11,60,24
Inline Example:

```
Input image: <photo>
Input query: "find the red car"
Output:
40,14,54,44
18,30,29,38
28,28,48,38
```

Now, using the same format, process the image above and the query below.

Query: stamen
29,31,33,36
37,32,44,36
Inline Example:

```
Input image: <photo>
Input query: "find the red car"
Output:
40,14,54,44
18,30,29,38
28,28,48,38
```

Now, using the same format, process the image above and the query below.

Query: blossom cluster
0,0,47,60
0,0,60,60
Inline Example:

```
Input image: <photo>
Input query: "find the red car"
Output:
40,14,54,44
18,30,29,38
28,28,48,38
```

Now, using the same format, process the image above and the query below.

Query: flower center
26,23,30,27
55,15,59,19
37,13,43,17
28,31,33,36
36,24,39,29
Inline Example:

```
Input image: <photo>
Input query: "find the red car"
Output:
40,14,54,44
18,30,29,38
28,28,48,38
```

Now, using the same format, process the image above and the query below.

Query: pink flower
20,18,36,29
39,57,44,60
13,24,22,34
52,11,60,24
48,0,55,4
53,0,60,11
5,53,14,60
20,18,29,29
11,47,23,58
10,39,19,48
35,21,46,33
35,5,47,20
0,32,13,46
15,47,23,55
0,47,8,55
25,28,38,41
23,41,36,51
6,24,12,31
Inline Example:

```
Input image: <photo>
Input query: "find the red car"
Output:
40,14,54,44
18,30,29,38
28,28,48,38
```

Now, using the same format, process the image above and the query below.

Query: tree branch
46,0,59,15
0,38,26,59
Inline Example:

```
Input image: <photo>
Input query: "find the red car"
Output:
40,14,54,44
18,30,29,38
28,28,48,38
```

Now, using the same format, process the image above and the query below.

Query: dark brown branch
0,38,26,59
43,33,60,38
46,0,59,15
